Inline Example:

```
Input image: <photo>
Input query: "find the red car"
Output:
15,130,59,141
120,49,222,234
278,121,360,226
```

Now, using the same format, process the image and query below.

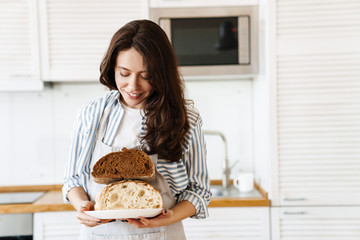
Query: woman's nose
127,74,139,90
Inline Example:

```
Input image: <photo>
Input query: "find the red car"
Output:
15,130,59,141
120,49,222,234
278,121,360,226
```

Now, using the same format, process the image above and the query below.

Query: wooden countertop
208,180,270,207
0,181,270,214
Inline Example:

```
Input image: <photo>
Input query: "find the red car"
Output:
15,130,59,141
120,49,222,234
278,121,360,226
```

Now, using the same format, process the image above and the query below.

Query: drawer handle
283,197,305,201
283,211,306,215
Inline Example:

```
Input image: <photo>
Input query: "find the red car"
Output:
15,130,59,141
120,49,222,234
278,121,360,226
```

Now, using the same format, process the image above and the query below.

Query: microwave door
164,17,240,67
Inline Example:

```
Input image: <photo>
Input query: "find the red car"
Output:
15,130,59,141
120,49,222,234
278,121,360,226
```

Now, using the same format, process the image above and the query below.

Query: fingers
124,208,172,229
77,201,116,227
162,208,172,217
76,210,101,227
77,212,116,227
79,200,94,211
125,218,145,228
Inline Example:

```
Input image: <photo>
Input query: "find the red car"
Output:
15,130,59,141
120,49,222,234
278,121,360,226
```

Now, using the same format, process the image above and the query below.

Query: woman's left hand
124,209,173,228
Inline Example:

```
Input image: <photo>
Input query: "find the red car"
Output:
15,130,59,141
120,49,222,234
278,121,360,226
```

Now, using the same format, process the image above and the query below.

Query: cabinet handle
9,74,32,78
283,197,305,201
283,211,306,215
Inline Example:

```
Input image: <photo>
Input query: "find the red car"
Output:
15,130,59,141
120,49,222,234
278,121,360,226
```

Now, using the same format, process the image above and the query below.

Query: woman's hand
124,200,196,228
68,187,115,227
76,200,116,227
125,209,173,228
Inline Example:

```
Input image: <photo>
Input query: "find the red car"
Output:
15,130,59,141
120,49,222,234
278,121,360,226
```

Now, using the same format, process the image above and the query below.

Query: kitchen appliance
0,191,44,239
150,6,258,76
0,213,33,240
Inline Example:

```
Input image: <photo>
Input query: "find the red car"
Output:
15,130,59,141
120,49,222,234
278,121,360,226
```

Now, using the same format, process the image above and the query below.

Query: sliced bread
95,180,163,210
91,148,155,184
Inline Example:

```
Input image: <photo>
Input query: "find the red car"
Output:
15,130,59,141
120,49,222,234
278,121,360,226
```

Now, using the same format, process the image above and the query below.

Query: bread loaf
95,180,163,210
91,148,155,184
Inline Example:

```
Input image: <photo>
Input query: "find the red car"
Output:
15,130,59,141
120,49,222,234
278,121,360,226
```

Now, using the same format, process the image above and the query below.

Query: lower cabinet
271,206,360,240
34,208,270,240
33,211,80,240
183,207,270,240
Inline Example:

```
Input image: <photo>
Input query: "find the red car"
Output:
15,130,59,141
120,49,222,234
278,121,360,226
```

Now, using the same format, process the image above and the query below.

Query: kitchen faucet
203,130,230,189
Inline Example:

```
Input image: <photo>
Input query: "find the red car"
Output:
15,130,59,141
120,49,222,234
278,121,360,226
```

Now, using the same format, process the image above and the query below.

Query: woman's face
114,48,152,109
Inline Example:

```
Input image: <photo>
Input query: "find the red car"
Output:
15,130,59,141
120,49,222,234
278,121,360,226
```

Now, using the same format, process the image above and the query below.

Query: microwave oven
150,6,258,76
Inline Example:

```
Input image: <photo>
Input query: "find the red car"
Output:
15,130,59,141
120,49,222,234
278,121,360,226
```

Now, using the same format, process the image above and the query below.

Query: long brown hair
99,20,190,162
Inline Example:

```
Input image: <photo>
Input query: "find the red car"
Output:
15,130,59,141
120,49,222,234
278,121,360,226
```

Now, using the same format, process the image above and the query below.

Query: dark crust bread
91,148,155,184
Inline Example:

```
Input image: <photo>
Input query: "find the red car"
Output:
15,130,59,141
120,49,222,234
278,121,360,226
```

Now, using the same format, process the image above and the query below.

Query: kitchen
0,0,359,239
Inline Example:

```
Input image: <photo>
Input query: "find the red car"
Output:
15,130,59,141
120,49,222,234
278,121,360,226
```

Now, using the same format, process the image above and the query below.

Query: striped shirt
63,90,211,219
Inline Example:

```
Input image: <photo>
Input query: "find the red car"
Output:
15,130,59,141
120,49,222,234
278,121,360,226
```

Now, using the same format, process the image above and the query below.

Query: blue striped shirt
63,90,211,219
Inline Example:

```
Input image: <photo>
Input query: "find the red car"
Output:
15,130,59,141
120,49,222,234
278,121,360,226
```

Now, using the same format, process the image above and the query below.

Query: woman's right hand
68,187,115,227
76,200,115,227
76,200,101,227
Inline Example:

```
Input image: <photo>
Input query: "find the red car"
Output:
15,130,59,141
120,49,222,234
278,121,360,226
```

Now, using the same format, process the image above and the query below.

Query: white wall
185,80,253,180
0,83,108,185
186,79,253,179
252,0,273,194
0,80,254,186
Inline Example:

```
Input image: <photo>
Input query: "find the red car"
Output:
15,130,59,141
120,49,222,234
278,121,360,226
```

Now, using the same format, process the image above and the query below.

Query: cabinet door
271,0,360,206
33,211,80,240
149,0,257,8
39,0,148,81
183,207,270,240
0,0,42,91
271,207,360,240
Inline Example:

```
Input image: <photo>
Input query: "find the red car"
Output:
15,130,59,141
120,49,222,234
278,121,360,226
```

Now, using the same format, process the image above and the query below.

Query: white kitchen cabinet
33,211,80,240
269,0,360,206
34,208,270,240
183,207,270,240
38,0,148,81
271,206,360,240
1,0,149,85
0,0,43,91
149,0,258,8
264,0,360,238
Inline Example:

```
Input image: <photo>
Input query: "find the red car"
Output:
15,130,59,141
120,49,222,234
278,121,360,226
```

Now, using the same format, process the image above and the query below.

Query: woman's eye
120,72,130,77
141,74,150,80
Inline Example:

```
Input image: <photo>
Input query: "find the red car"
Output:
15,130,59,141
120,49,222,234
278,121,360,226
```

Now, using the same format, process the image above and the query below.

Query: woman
63,19,211,239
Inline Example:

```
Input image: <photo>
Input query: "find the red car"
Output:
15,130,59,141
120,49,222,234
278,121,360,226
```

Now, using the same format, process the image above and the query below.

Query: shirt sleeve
62,107,87,203
177,115,211,219
62,99,101,204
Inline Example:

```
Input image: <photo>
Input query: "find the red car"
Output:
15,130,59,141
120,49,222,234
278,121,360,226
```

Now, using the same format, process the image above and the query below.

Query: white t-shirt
112,102,143,148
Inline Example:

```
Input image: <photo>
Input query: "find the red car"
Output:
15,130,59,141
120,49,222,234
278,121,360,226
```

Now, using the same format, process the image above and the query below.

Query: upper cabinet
149,0,258,8
39,0,149,82
0,0,43,91
0,0,148,89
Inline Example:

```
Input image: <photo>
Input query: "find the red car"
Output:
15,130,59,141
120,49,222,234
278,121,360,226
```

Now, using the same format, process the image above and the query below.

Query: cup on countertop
234,172,254,192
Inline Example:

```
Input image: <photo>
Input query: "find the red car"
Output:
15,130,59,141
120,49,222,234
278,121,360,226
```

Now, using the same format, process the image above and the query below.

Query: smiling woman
63,19,211,240
99,19,189,163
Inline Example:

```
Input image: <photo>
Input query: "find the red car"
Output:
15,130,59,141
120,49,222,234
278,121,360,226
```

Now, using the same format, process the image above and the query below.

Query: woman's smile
126,91,141,98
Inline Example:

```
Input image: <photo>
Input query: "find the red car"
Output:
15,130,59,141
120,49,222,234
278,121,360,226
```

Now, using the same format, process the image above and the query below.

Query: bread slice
95,180,163,210
91,148,155,184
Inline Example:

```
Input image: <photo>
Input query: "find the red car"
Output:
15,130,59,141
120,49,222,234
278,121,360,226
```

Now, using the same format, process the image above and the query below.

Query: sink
210,185,262,198
0,191,45,204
